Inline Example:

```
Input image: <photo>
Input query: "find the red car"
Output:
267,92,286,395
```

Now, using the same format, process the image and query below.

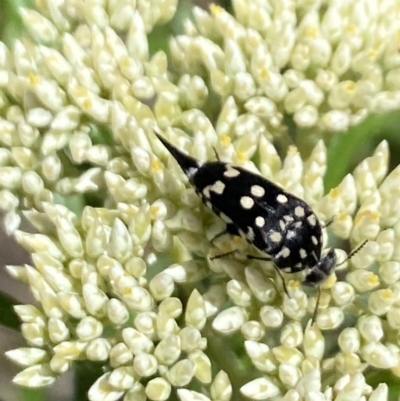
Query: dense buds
2,0,399,400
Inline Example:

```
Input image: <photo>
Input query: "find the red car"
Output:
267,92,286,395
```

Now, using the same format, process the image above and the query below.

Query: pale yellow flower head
1,1,399,401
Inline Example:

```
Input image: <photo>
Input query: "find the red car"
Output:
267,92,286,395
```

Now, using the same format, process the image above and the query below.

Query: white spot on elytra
240,196,254,209
286,230,295,239
255,216,265,227
247,227,255,241
206,201,213,210
224,165,240,177
294,221,302,228
295,206,305,217
270,231,282,242
284,215,294,222
251,185,265,197
279,220,286,230
299,248,307,259
211,180,225,195
220,212,232,223
203,186,211,198
308,214,317,226
277,194,288,203
279,247,291,258
187,167,198,179
311,236,318,245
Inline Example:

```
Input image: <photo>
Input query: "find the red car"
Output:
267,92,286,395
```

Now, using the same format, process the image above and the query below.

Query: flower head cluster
1,0,399,401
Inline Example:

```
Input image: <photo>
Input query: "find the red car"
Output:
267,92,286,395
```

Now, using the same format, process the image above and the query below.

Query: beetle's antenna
311,240,368,325
322,216,334,229
336,239,368,267
212,147,220,161
312,287,321,325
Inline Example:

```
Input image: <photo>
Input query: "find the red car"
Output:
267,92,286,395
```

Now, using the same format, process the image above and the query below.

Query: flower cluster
1,0,400,400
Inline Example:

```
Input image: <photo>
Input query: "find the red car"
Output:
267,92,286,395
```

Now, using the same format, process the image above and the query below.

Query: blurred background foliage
1,0,400,400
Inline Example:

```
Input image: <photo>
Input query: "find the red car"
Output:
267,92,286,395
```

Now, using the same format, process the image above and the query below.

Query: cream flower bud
346,270,379,292
108,218,133,263
163,261,208,283
167,359,195,386
210,69,232,98
0,166,22,189
291,42,310,71
245,266,277,303
358,315,383,342
49,354,69,374
109,343,133,368
279,363,301,388
273,346,304,366
107,298,129,325
57,292,86,319
335,352,365,375
338,328,360,354
88,373,124,401
387,306,400,330
20,8,59,43
133,352,157,377
145,377,171,401
245,341,277,373
241,321,265,341
227,279,252,307
282,288,308,321
303,323,324,360
42,154,62,181
6,348,47,367
22,171,44,195
379,261,400,285
234,72,256,100
76,317,103,341
123,328,154,356
369,384,388,401
53,341,87,360
212,306,248,334
48,318,70,343
149,272,174,301
152,220,172,252
154,334,181,365
210,370,231,401
12,147,35,171
188,350,212,384
134,312,157,338
12,364,56,387
241,377,281,399
315,307,343,330
360,342,398,369
122,285,154,312
259,306,284,328
331,282,354,306
179,327,206,352
82,283,108,317
0,189,19,211
368,289,394,316
108,366,135,390
185,289,206,330
159,298,183,319
319,109,350,131
177,389,211,401
294,105,318,127
280,321,303,348
86,338,111,361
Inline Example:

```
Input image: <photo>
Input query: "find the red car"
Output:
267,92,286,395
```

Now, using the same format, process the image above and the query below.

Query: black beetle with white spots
155,132,337,315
